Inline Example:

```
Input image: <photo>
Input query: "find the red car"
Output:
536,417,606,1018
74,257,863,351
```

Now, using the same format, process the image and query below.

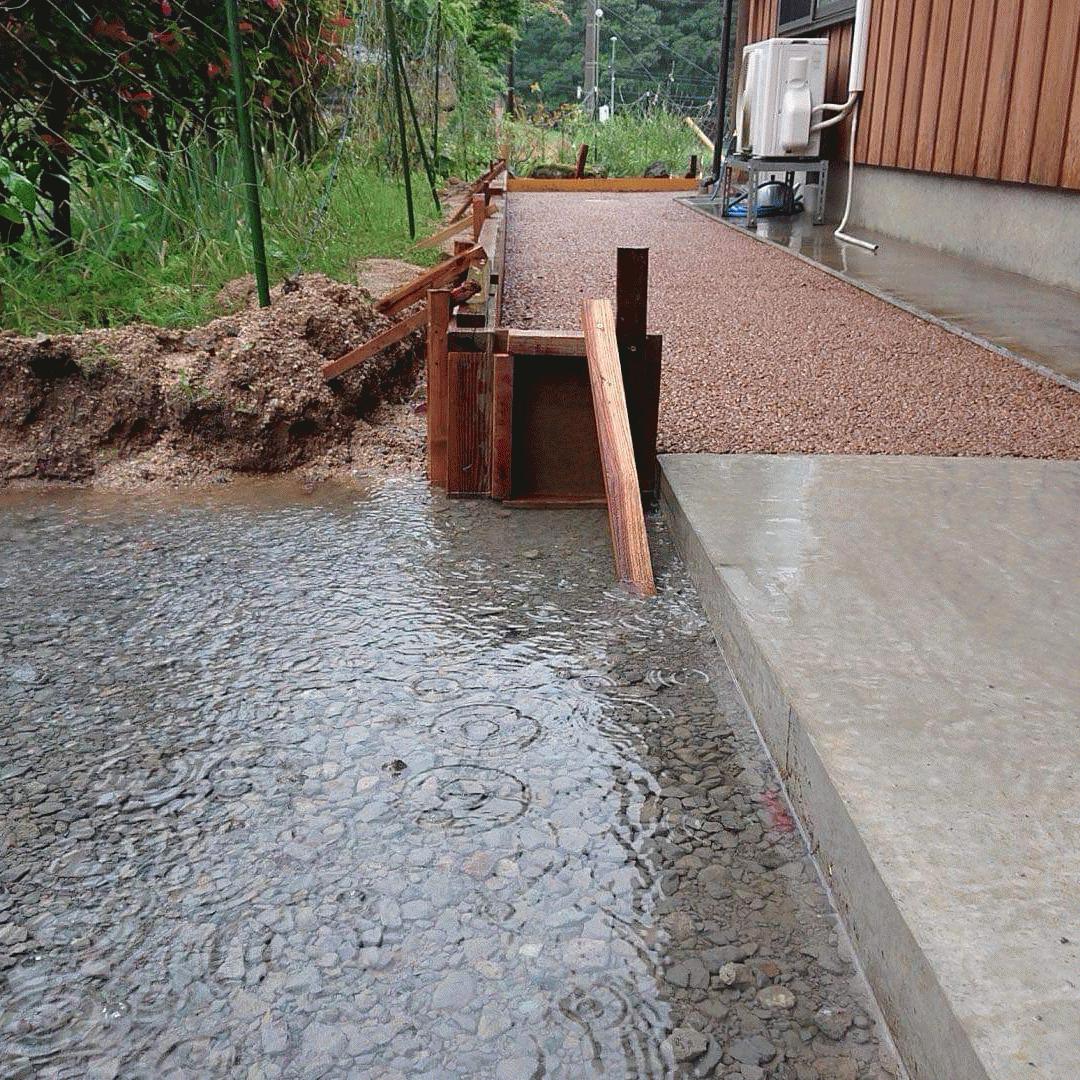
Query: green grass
504,107,702,179
0,140,443,335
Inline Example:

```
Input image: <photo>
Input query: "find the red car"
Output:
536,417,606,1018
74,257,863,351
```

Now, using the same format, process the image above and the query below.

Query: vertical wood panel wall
744,0,1080,190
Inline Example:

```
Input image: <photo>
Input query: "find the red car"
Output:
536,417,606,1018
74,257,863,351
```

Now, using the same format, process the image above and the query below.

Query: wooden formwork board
506,177,699,193
446,350,493,496
488,332,662,505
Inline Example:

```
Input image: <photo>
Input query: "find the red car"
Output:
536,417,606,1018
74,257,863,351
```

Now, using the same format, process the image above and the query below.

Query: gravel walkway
503,193,1080,458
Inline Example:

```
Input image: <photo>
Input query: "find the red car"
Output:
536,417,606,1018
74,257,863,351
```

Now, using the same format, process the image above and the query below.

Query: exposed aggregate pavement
502,192,1080,459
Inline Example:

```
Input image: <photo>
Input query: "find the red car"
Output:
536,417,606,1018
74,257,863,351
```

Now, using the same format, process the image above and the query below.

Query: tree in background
514,0,720,115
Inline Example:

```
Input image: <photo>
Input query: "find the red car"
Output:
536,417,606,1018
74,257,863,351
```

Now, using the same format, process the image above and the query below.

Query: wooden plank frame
507,176,698,193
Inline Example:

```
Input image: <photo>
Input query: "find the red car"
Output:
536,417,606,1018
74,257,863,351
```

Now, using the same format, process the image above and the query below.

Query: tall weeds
1,135,442,335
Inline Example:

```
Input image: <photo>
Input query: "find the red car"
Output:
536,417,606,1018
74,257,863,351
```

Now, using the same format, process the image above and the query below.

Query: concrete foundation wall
826,166,1080,293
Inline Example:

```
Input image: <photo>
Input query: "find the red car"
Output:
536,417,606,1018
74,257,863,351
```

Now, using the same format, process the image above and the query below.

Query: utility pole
712,0,735,180
583,1,598,119
609,36,616,115
224,0,270,307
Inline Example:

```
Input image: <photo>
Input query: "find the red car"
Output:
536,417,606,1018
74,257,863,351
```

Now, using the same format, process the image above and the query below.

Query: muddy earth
0,273,427,490
0,481,901,1079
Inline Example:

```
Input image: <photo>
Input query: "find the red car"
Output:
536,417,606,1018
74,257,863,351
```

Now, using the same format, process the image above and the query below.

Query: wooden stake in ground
581,298,656,597
574,143,589,179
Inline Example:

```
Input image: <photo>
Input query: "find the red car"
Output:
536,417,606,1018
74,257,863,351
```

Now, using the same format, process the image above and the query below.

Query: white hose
834,98,877,252
811,92,857,129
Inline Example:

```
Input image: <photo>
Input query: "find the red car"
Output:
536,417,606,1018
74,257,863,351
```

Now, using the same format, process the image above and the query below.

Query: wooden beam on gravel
506,176,698,193
376,246,485,317
322,307,426,381
581,298,656,597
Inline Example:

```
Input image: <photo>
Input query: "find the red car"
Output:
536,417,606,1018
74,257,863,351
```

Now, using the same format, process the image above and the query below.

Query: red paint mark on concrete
761,789,796,833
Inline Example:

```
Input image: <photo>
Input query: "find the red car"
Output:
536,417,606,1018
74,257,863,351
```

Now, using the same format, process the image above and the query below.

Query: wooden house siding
744,0,1080,190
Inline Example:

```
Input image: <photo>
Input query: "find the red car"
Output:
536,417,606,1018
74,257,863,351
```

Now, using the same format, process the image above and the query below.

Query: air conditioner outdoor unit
736,38,828,158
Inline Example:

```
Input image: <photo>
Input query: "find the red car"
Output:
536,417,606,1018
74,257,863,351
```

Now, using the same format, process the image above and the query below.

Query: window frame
777,0,857,34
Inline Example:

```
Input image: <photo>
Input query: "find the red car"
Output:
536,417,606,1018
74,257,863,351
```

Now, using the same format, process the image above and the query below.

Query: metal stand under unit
717,155,829,229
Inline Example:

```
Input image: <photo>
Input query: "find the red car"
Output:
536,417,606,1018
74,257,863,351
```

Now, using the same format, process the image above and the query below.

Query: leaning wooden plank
506,176,698,193
415,209,491,250
447,160,508,222
581,298,656,597
376,246,484,317
427,289,452,487
322,307,426,381
684,115,714,154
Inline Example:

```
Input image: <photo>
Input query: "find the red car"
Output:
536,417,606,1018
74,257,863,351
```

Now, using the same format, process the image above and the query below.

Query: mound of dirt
0,273,427,488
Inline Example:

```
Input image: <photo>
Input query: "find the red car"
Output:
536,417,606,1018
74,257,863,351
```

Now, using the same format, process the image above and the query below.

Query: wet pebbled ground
0,480,902,1079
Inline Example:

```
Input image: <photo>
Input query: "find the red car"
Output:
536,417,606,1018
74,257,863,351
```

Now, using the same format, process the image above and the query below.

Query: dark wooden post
615,247,660,494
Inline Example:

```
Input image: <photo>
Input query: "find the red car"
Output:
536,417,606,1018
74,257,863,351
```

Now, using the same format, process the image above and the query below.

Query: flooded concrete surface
681,198,1080,391
0,480,900,1079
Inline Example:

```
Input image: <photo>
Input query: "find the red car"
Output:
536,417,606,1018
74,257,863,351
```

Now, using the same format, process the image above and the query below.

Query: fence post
224,0,271,307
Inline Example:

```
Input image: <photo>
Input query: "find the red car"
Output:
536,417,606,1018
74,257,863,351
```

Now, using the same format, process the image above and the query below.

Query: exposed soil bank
0,273,427,489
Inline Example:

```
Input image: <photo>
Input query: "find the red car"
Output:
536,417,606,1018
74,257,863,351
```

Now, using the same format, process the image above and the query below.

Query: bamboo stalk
383,0,415,238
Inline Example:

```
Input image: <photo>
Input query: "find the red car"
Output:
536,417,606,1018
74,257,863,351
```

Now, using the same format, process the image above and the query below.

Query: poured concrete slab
681,197,1080,392
659,453,1080,1080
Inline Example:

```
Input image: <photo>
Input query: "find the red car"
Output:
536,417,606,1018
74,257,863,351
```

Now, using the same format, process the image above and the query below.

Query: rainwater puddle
0,479,897,1079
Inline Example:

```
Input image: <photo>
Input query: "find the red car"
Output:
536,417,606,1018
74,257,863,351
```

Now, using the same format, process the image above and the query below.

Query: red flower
265,0,282,9
261,93,273,109
131,103,150,120
238,20,254,31
41,132,74,156
207,61,221,77
151,29,180,53
161,0,173,15
90,16,135,43
119,87,153,101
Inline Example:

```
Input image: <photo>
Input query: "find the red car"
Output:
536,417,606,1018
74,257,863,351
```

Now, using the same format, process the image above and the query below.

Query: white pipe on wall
848,0,872,94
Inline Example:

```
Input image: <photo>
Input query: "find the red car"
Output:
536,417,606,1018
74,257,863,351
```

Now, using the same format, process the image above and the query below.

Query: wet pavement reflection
0,480,900,1079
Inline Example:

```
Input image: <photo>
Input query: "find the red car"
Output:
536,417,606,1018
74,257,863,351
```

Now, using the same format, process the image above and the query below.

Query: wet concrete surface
0,480,900,1079
681,198,1080,391
660,454,1080,1080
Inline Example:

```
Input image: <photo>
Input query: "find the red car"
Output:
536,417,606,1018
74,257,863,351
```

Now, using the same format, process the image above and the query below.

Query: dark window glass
812,0,857,24
778,0,813,26
778,0,856,32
